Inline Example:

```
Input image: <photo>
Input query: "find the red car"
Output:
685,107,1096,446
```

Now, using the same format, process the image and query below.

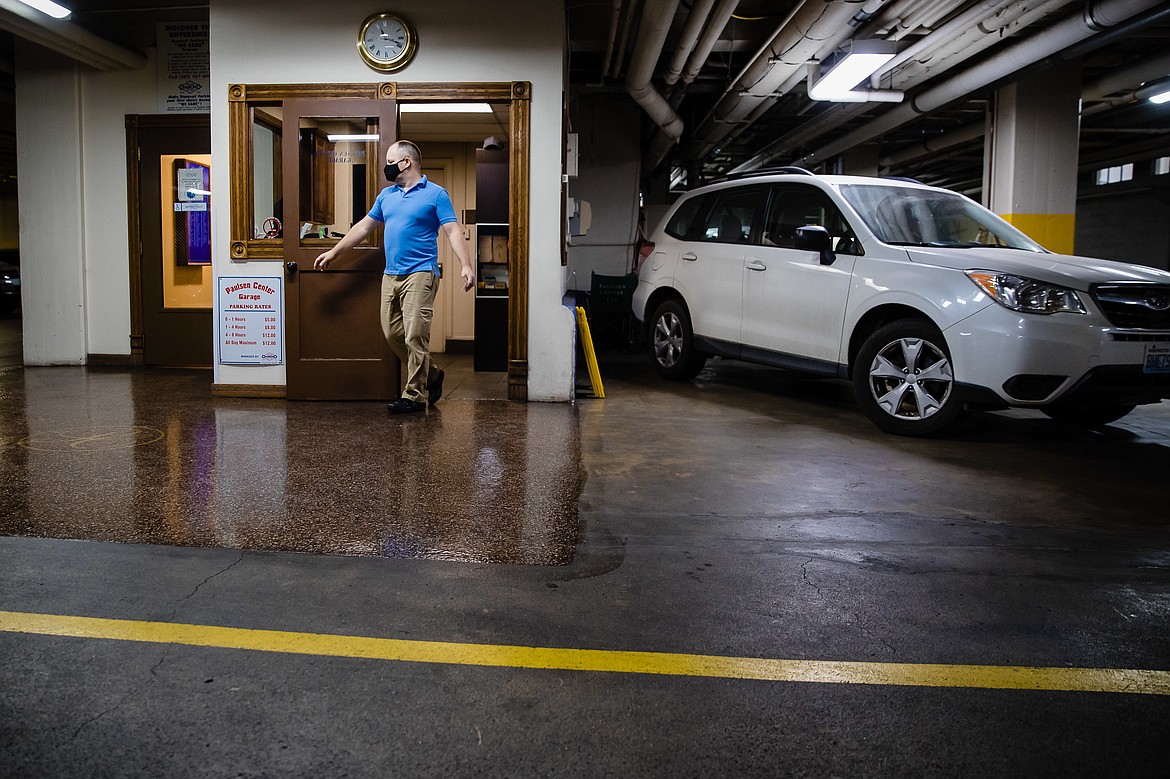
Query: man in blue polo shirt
314,140,475,413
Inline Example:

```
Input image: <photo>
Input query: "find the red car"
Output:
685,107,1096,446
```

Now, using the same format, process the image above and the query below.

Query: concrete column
986,63,1082,255
14,42,87,365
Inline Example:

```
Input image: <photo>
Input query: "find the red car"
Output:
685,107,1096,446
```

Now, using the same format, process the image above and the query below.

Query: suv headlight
966,271,1086,315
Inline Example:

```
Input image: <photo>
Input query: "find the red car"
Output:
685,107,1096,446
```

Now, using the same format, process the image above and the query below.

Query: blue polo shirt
368,175,458,276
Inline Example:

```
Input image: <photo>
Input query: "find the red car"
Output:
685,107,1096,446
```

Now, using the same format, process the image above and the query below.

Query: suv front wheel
854,319,964,436
650,300,708,380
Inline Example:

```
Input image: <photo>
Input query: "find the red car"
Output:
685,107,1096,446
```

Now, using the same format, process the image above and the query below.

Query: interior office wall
419,141,476,344
565,95,641,290
210,0,571,400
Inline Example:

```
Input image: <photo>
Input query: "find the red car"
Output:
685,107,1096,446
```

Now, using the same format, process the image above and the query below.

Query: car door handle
682,252,698,262
746,259,767,272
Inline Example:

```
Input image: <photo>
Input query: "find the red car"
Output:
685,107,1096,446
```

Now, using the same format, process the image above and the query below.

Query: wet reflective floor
4,313,1170,776
0,359,580,565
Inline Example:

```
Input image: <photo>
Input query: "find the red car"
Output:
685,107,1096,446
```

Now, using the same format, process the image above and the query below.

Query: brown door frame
228,82,531,400
126,114,212,366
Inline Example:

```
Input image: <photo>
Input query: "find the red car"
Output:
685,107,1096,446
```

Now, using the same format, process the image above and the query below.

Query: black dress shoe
387,397,427,414
428,369,445,406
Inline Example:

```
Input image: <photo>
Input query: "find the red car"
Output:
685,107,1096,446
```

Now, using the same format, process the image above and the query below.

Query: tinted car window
764,185,863,255
664,195,707,240
699,186,766,244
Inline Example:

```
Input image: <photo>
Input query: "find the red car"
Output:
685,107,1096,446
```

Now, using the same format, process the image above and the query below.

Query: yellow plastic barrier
575,306,605,398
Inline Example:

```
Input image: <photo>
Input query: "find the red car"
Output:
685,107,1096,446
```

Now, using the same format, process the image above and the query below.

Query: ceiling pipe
0,0,146,70
687,0,888,162
737,0,1091,172
867,0,1025,87
601,0,625,81
1082,50,1170,101
678,0,739,89
798,0,1165,167
626,0,685,172
670,0,740,111
878,121,986,167
612,0,642,78
881,49,1170,167
663,0,717,86
874,0,1082,88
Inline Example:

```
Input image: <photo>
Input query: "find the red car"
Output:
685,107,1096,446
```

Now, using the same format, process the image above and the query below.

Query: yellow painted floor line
2,609,1167,696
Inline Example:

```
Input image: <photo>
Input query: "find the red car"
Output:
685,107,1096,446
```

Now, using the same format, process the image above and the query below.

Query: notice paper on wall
218,276,283,365
158,22,210,113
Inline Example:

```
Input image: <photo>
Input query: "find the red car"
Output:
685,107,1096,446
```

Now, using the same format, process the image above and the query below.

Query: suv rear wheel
650,300,707,380
854,319,964,436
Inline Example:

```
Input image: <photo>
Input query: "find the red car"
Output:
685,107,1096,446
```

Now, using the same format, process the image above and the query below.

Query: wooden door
138,120,213,366
282,98,398,400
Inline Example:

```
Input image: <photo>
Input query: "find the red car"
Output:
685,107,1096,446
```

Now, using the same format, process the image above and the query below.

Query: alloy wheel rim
867,337,953,420
654,312,683,368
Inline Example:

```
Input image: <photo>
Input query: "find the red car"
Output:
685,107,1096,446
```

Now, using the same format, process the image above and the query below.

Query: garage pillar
986,63,1082,255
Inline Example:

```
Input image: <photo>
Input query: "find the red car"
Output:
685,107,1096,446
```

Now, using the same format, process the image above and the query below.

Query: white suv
632,169,1170,436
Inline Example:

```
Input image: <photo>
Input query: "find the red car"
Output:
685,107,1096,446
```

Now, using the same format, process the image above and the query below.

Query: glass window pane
700,187,763,244
252,107,283,237
160,153,213,309
297,117,382,245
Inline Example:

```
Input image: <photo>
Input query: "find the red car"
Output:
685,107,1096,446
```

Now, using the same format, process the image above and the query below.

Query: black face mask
383,161,404,181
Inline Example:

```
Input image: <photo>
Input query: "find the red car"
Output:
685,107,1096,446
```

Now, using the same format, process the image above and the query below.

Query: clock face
358,13,417,73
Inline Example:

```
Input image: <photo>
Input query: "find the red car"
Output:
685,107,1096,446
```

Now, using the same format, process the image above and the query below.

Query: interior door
138,121,213,366
283,98,398,400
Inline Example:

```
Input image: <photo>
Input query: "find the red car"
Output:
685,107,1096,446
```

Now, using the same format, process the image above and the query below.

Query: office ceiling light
15,0,71,18
1150,87,1170,105
400,103,493,113
808,40,901,102
326,133,380,142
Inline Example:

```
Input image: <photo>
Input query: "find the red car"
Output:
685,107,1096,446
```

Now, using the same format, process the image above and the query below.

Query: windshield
838,184,1045,252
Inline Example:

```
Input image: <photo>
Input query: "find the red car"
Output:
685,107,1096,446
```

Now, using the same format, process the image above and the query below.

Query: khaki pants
380,271,440,403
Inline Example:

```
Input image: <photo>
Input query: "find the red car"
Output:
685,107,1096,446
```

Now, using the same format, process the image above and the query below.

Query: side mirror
795,225,835,265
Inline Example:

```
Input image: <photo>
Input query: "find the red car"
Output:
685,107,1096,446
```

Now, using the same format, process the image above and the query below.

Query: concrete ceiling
567,0,1170,195
0,1,1168,198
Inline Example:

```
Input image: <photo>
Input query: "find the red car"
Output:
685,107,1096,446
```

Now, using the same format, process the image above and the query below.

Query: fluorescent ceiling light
1150,88,1170,105
326,133,380,142
15,0,71,18
400,103,493,113
809,40,897,102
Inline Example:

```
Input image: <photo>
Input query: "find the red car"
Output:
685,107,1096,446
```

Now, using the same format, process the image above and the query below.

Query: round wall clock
357,12,418,73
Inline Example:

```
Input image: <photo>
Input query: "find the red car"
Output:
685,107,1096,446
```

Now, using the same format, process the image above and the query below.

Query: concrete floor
2,310,1170,777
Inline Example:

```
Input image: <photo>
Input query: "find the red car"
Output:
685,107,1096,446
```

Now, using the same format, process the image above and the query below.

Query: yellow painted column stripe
2,610,1167,695
999,213,1076,255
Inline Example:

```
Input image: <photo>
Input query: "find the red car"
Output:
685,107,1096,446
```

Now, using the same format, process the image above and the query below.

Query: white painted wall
210,0,572,399
14,1,571,399
15,42,159,364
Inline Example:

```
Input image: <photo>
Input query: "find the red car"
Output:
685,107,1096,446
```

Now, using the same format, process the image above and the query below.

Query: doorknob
286,261,298,274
